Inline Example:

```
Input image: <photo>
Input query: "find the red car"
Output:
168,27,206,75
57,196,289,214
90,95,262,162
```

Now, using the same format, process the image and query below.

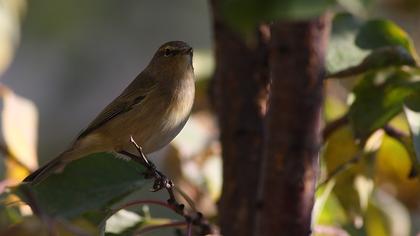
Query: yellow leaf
0,85,38,181
0,0,26,75
323,125,364,220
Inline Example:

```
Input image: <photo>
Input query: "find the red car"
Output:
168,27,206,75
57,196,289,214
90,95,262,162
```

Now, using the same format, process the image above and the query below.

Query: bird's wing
76,72,157,139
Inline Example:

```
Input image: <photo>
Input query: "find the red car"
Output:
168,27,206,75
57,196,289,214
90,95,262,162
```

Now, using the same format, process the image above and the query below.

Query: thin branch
383,125,408,140
322,114,349,143
317,151,363,190
325,65,368,79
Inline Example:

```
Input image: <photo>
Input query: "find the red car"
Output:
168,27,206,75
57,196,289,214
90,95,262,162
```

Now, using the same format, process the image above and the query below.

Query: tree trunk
209,1,269,235
257,15,330,236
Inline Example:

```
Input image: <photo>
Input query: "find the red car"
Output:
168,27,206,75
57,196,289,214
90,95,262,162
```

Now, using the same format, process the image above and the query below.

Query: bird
23,41,195,184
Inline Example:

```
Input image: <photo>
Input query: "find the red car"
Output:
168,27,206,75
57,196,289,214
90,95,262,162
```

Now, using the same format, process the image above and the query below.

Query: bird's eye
164,48,172,57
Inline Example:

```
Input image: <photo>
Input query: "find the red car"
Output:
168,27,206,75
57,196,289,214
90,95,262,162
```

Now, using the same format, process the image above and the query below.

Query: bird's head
148,41,193,74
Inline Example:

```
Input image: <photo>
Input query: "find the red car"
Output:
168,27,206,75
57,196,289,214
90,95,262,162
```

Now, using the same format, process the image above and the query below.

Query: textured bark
209,1,269,235
258,16,330,236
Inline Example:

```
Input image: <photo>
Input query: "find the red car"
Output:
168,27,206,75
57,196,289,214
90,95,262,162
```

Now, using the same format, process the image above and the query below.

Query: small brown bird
24,41,195,184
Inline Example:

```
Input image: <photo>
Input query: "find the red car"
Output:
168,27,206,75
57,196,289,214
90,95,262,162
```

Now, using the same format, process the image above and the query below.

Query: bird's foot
126,136,174,192
145,167,174,192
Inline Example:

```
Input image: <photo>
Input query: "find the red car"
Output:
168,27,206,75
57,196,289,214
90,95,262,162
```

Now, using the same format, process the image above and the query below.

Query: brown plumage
24,41,195,184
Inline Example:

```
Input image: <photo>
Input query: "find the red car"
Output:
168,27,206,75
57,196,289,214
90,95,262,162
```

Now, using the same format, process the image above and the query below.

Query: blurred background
2,0,213,161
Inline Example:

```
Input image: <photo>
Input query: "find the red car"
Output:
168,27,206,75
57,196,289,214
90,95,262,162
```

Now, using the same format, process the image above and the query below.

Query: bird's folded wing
76,72,157,139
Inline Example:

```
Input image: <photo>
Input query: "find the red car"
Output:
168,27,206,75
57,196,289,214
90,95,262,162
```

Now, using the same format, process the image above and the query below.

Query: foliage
317,11,420,236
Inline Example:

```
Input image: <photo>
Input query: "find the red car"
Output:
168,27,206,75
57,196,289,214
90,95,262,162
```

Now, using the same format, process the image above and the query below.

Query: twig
383,125,408,140
322,114,349,143
133,221,188,235
317,151,363,190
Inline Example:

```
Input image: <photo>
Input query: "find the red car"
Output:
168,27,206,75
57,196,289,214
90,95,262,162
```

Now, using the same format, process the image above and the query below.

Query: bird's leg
120,136,174,192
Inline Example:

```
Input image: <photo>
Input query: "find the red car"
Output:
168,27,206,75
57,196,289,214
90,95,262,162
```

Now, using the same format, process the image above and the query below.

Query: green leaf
403,93,420,176
15,153,147,219
349,70,420,140
220,0,332,34
327,46,416,78
355,19,418,58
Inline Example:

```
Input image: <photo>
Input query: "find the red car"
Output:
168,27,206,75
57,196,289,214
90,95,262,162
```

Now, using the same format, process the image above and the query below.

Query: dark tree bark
209,1,269,235
257,16,330,236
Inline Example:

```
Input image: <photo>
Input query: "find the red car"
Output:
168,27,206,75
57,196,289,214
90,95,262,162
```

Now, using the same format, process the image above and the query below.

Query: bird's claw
151,177,173,192
145,168,173,192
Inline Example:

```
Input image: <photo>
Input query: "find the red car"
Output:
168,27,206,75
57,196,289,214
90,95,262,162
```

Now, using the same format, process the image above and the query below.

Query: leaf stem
317,150,363,190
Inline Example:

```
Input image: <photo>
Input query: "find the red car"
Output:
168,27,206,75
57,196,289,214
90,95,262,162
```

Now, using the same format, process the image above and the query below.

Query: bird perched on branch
24,41,195,184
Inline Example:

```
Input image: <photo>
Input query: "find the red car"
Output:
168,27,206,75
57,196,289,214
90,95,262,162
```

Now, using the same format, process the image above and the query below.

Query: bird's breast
131,77,195,153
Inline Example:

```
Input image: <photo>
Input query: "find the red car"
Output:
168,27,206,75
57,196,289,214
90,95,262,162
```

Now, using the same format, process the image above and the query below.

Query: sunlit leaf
355,19,418,60
349,70,420,140
15,153,147,219
328,46,416,78
314,180,338,224
0,85,38,181
376,133,413,180
105,209,143,235
323,126,363,219
314,184,348,227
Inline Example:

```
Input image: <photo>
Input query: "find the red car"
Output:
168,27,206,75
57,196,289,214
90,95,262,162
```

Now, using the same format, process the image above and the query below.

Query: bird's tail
23,150,73,185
